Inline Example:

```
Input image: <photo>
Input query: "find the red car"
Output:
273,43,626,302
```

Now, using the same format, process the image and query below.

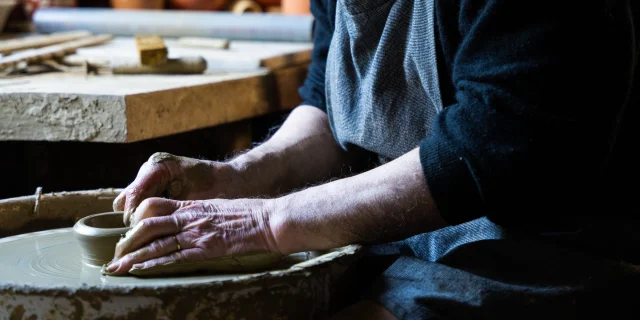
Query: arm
271,148,448,254
419,0,634,229
226,0,346,196
107,148,446,274
109,0,633,272
270,0,636,250
114,0,359,223
225,105,367,198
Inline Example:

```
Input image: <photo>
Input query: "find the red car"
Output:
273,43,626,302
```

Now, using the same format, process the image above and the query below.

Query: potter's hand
105,197,281,276
113,152,239,226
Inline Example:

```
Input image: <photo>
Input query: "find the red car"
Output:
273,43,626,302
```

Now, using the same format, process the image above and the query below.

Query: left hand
104,197,281,276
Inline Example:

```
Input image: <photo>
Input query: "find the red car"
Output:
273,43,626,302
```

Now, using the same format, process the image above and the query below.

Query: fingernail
101,264,114,276
124,209,133,226
107,260,120,272
130,263,144,271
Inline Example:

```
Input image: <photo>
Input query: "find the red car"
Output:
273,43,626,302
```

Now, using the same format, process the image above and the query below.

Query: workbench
0,35,312,198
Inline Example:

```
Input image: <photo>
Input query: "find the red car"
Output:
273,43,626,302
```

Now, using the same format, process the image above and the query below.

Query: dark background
0,110,290,199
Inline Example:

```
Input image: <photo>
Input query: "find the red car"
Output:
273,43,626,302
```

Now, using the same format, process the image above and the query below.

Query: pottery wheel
0,228,316,287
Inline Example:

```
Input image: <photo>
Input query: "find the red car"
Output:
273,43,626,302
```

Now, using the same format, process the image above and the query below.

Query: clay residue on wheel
147,152,217,199
147,152,183,165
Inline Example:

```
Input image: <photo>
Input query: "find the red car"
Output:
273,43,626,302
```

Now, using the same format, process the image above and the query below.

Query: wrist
226,146,285,197
257,197,288,255
268,195,296,255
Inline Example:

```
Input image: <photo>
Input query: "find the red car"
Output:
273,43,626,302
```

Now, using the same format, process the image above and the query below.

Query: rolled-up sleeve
420,0,633,229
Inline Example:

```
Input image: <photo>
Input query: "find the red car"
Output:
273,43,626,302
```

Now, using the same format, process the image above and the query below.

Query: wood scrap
177,37,230,50
111,56,207,74
135,35,168,65
62,55,207,75
0,31,93,56
0,35,114,70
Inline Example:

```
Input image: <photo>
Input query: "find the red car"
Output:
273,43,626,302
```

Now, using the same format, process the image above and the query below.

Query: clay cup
73,212,132,267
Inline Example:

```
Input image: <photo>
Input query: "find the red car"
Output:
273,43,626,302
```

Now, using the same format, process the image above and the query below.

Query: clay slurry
0,228,313,286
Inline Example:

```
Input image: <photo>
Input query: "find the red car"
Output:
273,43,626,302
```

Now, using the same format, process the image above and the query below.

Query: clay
144,152,211,200
73,212,132,267
147,151,184,164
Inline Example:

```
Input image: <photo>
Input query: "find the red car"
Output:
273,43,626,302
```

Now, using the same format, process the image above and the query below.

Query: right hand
113,152,237,226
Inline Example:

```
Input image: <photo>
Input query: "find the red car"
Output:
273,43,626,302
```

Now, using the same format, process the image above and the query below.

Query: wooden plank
177,37,230,50
0,64,308,143
124,65,307,142
135,35,168,65
76,37,313,72
0,35,113,69
0,31,92,56
260,48,311,70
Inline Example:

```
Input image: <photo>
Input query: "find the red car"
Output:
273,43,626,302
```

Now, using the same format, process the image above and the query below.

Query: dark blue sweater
299,0,639,232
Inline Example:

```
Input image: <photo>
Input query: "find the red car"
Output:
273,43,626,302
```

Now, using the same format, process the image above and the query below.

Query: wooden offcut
177,37,230,50
111,56,207,74
0,30,93,56
135,35,168,65
0,34,113,69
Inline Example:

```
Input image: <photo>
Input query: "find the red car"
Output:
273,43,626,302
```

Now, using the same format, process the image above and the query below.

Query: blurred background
0,0,313,199
1,0,311,33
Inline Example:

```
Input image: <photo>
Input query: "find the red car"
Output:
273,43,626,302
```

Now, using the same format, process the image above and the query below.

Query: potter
108,0,640,318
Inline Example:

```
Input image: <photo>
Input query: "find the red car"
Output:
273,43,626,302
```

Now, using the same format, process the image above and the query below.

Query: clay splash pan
0,211,360,288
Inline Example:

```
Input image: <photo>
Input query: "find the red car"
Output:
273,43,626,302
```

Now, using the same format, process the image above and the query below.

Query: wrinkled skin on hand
113,152,235,226
105,197,280,276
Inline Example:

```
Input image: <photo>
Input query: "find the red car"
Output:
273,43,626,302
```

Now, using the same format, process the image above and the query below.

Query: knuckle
175,251,188,261
137,198,152,210
138,218,154,231
140,198,163,212
149,240,163,253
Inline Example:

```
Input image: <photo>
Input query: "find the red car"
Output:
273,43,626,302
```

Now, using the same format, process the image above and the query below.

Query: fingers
129,198,195,227
107,234,190,275
112,191,126,212
131,248,204,272
118,161,172,226
114,215,182,260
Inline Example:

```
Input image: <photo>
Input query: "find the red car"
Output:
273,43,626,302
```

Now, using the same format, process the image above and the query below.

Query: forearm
226,106,367,198
271,148,448,254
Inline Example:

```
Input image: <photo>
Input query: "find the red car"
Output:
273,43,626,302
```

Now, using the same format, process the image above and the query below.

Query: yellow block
135,35,168,66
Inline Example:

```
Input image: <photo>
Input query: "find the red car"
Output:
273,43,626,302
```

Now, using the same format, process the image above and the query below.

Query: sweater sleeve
420,0,633,229
298,0,335,112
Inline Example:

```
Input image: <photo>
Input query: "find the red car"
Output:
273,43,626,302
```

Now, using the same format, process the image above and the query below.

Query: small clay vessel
73,212,132,267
